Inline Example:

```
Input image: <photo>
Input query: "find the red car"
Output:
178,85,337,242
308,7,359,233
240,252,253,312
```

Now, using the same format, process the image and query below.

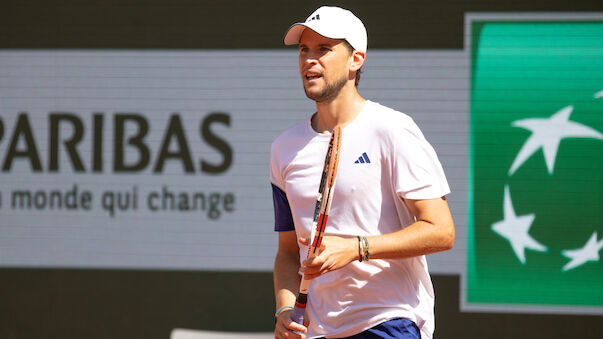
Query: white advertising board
0,50,468,272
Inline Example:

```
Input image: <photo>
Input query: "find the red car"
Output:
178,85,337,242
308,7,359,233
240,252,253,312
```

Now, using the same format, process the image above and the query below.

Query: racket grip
291,293,307,325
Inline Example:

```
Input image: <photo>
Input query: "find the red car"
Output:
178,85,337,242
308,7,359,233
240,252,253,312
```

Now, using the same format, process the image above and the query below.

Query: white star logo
509,105,603,175
595,89,603,99
562,232,603,272
491,186,548,264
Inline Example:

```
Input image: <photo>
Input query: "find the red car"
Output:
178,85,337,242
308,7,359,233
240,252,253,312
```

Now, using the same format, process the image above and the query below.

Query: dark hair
342,40,362,87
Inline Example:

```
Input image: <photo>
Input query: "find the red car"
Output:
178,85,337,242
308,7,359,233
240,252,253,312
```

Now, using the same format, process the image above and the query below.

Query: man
270,6,454,339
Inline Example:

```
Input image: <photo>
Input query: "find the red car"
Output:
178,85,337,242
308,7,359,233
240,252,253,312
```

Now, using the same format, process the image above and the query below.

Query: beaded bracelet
357,236,370,262
357,236,365,262
362,236,370,261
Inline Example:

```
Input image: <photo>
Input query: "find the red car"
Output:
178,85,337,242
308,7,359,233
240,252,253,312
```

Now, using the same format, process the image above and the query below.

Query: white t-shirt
270,100,450,339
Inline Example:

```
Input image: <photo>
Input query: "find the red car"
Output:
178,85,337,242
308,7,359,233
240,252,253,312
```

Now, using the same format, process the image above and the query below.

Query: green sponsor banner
468,20,603,308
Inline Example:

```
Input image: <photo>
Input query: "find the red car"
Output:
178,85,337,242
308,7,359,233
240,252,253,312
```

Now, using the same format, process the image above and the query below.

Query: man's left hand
299,236,357,279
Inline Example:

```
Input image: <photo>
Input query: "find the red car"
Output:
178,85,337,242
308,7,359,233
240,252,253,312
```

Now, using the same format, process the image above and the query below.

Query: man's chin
303,76,347,102
304,88,325,101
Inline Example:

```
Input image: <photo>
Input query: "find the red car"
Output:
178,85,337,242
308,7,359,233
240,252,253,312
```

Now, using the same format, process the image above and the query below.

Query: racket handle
291,293,307,325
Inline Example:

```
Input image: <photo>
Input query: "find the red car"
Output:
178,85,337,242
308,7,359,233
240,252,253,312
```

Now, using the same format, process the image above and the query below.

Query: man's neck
311,86,366,133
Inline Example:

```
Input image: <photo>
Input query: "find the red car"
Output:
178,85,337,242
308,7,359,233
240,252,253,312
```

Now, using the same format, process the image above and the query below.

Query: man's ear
350,50,366,72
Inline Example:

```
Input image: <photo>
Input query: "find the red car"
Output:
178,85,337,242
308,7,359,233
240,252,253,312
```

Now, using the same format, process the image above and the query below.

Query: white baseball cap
283,6,367,52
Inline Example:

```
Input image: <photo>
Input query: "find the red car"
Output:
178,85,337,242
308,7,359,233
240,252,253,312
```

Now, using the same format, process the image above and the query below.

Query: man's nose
302,55,319,67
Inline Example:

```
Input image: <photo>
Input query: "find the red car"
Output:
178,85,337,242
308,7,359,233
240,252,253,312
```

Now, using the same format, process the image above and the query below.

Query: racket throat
311,214,328,254
294,292,308,309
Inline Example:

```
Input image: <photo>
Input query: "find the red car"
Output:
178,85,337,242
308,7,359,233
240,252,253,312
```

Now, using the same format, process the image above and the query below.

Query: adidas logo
307,14,320,22
354,152,371,164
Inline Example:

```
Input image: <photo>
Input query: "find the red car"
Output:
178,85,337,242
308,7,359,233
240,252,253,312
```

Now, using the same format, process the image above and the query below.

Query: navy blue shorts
323,318,421,339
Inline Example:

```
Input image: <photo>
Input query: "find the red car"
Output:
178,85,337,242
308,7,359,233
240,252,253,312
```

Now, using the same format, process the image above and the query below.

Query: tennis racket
290,125,342,326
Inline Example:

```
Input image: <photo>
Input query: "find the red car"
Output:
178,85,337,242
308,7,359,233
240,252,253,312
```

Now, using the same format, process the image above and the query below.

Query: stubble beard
303,74,348,103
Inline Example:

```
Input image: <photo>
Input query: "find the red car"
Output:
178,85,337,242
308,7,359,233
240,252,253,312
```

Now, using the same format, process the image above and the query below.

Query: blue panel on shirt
271,183,294,232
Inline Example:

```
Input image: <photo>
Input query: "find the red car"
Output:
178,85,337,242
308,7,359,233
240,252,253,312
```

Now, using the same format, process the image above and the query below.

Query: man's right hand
275,308,307,339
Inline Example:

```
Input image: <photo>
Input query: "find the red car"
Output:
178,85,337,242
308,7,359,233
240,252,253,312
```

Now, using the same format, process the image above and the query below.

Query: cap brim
283,23,347,46
283,23,308,45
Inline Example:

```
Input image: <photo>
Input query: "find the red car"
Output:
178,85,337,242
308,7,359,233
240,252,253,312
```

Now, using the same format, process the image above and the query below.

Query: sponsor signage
0,51,314,270
467,15,603,313
0,50,467,272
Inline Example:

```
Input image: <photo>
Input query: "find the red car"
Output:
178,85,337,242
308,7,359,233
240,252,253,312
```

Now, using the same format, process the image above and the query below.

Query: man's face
298,29,353,102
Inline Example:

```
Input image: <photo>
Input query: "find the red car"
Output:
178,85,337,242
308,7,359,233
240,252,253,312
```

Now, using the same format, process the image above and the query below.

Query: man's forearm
274,250,302,309
301,197,455,279
366,197,454,259
300,217,454,280
367,219,454,260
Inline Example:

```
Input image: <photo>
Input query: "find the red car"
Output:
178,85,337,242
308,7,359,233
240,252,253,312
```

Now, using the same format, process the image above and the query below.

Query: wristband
274,305,294,322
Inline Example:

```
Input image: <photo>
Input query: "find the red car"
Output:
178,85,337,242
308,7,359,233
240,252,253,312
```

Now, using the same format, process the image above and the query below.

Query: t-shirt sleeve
271,183,294,232
391,117,451,200
269,141,295,232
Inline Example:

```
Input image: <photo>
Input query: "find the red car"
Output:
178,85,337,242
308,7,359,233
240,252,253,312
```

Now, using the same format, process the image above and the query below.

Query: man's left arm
300,196,454,279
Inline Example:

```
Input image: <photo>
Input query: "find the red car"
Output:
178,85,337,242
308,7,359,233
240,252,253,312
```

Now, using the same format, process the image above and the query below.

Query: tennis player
271,6,455,339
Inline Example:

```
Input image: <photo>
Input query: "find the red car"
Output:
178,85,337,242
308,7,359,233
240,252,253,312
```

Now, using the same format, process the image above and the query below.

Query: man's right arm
274,230,307,338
